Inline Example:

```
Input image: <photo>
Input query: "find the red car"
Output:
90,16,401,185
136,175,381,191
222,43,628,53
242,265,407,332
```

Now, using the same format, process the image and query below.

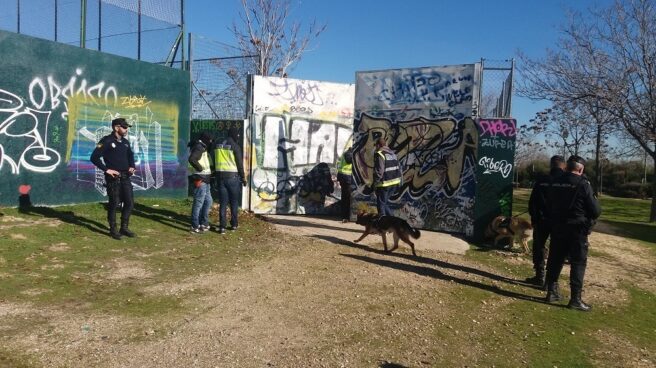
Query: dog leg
403,237,417,256
382,233,389,252
354,230,369,243
390,232,399,253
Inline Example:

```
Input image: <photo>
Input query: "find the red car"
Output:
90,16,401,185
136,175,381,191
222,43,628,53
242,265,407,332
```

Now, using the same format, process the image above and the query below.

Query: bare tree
517,0,656,221
230,0,326,77
528,103,597,157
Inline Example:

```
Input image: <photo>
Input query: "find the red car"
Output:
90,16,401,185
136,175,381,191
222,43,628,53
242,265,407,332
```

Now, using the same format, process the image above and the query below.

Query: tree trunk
594,123,602,194
651,164,656,222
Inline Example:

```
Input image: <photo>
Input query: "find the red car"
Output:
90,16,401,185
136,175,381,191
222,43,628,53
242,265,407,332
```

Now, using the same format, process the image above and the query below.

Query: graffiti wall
473,118,516,241
246,75,355,214
354,64,481,235
0,30,190,206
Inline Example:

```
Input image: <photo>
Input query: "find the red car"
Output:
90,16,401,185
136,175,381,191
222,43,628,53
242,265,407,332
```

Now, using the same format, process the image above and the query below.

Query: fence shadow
18,205,108,236
131,203,189,232
263,216,361,234
341,253,549,305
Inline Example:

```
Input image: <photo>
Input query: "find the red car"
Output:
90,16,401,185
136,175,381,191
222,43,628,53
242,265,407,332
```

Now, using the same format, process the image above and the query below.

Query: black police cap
111,118,132,128
567,155,586,166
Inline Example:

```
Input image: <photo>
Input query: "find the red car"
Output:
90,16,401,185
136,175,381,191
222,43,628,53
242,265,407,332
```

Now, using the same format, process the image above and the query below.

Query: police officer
213,127,246,234
544,155,601,311
337,146,353,223
526,155,565,287
371,137,401,217
90,117,137,240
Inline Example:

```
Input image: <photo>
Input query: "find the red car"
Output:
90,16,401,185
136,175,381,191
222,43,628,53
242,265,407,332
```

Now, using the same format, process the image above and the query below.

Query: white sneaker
200,225,210,232
190,227,201,234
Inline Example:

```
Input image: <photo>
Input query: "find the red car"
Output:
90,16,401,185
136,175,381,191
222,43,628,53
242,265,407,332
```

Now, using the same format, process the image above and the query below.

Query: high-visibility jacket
337,154,352,175
214,140,238,173
188,150,211,176
374,148,401,188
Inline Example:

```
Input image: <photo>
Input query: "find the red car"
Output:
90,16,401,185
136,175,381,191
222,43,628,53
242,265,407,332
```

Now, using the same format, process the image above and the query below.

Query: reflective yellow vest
214,141,238,173
337,154,352,175
188,151,211,175
375,149,401,188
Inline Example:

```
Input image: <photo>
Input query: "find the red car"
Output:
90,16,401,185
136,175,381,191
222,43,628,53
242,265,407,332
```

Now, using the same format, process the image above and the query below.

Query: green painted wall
473,118,517,242
0,30,190,206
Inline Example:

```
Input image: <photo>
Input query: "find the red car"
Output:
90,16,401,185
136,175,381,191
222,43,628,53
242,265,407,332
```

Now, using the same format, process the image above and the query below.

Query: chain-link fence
479,58,514,118
188,34,258,120
0,0,183,65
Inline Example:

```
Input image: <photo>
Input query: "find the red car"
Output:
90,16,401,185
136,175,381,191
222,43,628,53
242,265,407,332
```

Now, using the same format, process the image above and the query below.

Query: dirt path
1,220,654,367
263,215,471,255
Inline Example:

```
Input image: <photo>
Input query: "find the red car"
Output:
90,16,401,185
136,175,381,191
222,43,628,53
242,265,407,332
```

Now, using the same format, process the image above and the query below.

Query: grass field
0,193,654,367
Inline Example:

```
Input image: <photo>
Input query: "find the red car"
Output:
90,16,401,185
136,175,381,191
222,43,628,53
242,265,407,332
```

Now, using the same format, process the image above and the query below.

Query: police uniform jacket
548,172,601,228
528,167,564,224
373,146,402,188
90,134,135,172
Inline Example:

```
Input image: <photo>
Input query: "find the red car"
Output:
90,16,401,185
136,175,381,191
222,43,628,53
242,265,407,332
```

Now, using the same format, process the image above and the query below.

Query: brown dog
485,215,533,252
354,212,421,256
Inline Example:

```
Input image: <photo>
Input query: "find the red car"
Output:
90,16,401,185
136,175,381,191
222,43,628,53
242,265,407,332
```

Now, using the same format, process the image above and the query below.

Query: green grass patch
0,198,280,319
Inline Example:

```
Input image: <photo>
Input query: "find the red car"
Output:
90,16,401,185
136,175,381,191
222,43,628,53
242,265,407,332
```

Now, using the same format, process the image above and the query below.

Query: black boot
525,268,545,287
120,219,136,238
568,290,592,312
109,225,122,240
545,282,561,303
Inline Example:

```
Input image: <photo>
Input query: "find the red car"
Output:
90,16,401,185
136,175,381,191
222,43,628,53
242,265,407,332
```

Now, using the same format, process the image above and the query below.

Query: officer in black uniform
90,117,137,240
544,155,601,311
526,155,565,287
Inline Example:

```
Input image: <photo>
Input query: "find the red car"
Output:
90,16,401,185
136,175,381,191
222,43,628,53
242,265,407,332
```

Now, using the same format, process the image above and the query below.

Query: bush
607,182,652,199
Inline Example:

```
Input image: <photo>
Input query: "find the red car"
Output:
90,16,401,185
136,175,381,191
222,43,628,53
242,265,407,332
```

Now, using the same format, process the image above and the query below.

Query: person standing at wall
371,137,402,217
337,146,353,222
544,155,601,311
214,127,246,234
90,117,136,240
526,155,565,287
188,132,214,234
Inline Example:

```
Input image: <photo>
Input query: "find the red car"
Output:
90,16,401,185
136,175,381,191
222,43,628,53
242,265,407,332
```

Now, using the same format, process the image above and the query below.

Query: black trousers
337,173,351,220
532,220,551,271
105,173,134,229
545,224,589,292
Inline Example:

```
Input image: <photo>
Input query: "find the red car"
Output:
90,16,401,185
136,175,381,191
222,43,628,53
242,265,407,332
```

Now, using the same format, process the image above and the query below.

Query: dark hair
199,132,213,146
567,155,586,170
228,127,240,140
111,117,130,127
550,155,565,167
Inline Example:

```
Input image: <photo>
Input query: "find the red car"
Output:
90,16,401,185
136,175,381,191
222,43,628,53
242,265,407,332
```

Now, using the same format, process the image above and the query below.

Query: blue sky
186,0,611,125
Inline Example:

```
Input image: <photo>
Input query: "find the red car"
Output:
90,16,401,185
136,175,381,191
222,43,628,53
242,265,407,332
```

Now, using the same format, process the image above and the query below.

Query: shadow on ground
260,215,362,234
132,203,190,232
18,205,108,236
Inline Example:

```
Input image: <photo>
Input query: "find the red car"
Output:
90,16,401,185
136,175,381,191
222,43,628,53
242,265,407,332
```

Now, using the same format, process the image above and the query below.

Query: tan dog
354,212,421,256
485,215,533,253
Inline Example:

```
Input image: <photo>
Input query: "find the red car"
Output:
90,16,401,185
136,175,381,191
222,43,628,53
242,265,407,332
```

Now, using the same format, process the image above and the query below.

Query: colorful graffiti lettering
352,113,478,199
479,119,516,137
120,95,151,109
